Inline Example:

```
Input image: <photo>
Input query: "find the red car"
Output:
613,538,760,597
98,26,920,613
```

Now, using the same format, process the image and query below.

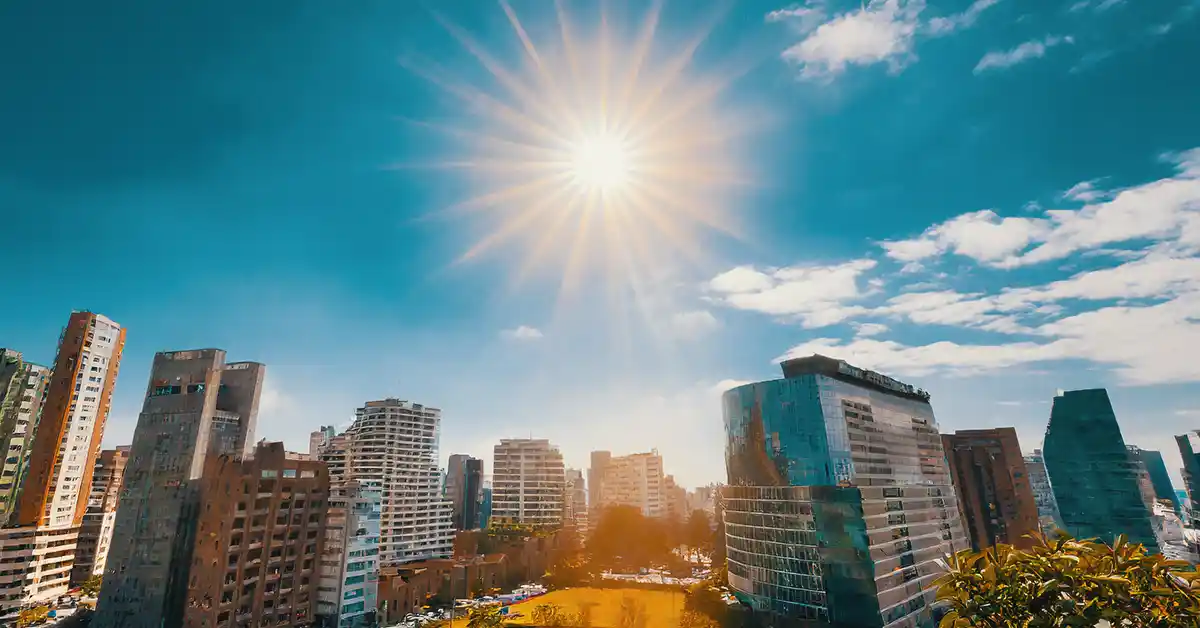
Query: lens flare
402,0,756,298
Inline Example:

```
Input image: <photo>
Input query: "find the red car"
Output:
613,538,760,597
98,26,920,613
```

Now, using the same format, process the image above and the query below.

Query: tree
533,603,568,626
679,610,720,628
617,595,648,628
588,505,672,572
466,606,504,628
935,532,1200,627
81,574,103,597
17,605,49,628
685,510,712,561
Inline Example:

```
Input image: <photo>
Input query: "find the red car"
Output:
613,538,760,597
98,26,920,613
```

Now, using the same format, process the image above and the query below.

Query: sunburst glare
405,0,757,297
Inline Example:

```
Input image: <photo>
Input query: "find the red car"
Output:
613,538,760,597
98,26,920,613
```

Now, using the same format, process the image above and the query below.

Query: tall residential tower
942,428,1039,550
492,439,565,526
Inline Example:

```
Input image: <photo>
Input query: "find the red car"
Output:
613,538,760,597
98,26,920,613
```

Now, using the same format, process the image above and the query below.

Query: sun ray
403,2,759,305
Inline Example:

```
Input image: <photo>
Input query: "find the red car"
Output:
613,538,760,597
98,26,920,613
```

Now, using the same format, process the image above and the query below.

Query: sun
570,132,633,194
402,1,756,295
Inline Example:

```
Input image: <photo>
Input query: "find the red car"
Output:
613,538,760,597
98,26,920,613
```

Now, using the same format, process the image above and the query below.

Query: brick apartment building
184,442,329,627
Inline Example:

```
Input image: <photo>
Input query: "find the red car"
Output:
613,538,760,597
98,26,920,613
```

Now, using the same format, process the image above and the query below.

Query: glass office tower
1132,448,1180,513
1177,432,1200,526
722,355,968,627
1043,389,1157,552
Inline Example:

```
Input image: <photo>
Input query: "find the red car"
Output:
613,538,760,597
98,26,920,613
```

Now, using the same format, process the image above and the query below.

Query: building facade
1043,389,1157,552
492,439,565,526
446,455,483,531
94,349,265,628
182,442,328,628
588,451,611,513
722,355,969,627
0,349,51,525
941,428,1039,550
344,399,453,565
316,481,381,628
1023,450,1063,535
564,468,588,533
1132,448,1181,513
664,475,688,521
70,446,129,585
595,451,666,518
1177,431,1200,526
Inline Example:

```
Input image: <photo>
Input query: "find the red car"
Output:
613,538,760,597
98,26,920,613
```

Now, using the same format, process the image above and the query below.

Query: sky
2,0,1199,490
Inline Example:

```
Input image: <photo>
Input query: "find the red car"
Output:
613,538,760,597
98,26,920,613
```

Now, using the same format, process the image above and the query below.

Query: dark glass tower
1177,432,1200,525
1132,448,1180,514
1042,389,1157,552
722,355,968,627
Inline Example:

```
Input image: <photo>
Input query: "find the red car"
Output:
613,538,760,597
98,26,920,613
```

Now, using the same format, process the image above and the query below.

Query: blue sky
3,0,1199,489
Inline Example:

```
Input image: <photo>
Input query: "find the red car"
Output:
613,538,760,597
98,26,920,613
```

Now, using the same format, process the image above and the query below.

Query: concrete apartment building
587,451,610,512
95,348,265,628
942,428,1040,550
70,446,129,585
1,313,125,612
0,349,51,525
591,450,665,518
316,481,381,628
664,475,688,521
492,439,565,526
183,442,329,628
342,399,454,565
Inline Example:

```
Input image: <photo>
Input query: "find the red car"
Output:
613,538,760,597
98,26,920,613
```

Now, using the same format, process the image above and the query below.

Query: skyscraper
344,399,453,564
588,450,611,512
0,348,51,524
564,468,588,532
492,439,565,526
722,354,968,627
1023,450,1063,535
1043,389,1157,552
1177,431,1200,525
70,446,129,585
317,480,381,628
94,349,265,628
942,428,1040,550
446,454,483,531
16,312,125,531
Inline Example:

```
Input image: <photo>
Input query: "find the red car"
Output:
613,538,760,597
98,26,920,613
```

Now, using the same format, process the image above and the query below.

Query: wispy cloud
707,259,877,327
669,310,722,340
975,35,1074,73
773,0,925,80
927,0,1003,35
500,325,543,341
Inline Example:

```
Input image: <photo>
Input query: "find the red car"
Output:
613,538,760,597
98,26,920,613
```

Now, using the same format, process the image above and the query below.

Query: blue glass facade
1177,432,1200,525
1135,448,1180,514
722,356,968,628
1043,389,1157,552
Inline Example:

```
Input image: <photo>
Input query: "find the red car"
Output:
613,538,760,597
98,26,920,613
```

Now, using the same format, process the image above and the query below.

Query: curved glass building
722,355,968,627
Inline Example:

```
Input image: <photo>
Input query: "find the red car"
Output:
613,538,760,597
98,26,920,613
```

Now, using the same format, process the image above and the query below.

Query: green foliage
678,609,720,628
588,505,672,572
17,605,49,628
81,573,102,597
533,603,569,626
685,510,713,559
467,605,505,628
935,532,1200,627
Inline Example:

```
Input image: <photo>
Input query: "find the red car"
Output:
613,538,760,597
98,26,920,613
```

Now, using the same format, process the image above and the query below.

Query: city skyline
3,0,1200,491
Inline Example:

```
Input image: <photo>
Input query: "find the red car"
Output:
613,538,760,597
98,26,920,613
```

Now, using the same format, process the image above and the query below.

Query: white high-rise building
344,399,454,564
492,439,565,526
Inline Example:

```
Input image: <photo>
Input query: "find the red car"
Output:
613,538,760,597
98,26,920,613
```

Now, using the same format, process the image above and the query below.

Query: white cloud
670,310,722,340
855,322,890,337
1176,409,1200,418
882,210,1049,265
779,291,1200,385
712,379,753,393
881,148,1200,267
500,325,543,341
927,0,1003,35
1061,179,1108,202
776,0,925,80
708,259,878,327
974,35,1074,73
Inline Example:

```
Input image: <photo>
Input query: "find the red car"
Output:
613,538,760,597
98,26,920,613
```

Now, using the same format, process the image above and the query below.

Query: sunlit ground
504,587,684,627
401,0,757,301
